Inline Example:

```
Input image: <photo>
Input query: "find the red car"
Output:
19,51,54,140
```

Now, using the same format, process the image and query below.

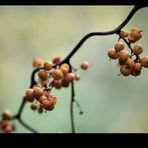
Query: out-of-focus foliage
0,6,148,133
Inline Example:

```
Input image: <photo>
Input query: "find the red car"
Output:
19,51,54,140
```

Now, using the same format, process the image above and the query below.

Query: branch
10,68,42,132
18,118,38,133
61,5,148,63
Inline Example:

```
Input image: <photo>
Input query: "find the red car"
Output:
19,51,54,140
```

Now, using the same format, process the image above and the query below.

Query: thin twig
18,118,38,133
70,81,75,133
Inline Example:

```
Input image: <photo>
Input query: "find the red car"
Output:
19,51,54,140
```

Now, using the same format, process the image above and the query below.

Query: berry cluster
0,110,15,133
25,56,89,113
108,27,148,77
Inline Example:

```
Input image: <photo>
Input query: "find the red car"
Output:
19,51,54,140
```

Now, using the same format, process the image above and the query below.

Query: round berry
38,69,48,81
26,89,34,102
33,86,43,99
141,56,148,68
80,61,89,70
39,95,48,103
128,35,136,43
114,42,124,52
43,61,53,70
52,69,63,80
50,95,57,105
119,50,129,63
120,30,129,38
52,56,61,64
48,105,54,111
120,65,130,76
2,110,11,120
126,58,135,70
74,74,80,81
132,44,143,55
64,73,75,83
32,58,43,68
3,124,14,133
38,105,44,113
61,79,70,87
42,99,52,110
60,63,70,71
60,65,70,76
54,80,62,89
131,27,141,32
134,63,142,72
107,48,119,60
31,103,38,110
128,27,142,43
43,91,50,98
131,69,141,77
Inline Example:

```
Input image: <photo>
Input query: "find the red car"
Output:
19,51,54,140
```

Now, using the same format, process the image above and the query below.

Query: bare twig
70,81,75,133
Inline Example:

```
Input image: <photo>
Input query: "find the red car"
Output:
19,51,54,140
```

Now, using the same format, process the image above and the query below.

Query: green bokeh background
0,6,148,133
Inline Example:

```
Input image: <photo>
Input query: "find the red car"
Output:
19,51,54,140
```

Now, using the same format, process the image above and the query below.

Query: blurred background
0,6,148,133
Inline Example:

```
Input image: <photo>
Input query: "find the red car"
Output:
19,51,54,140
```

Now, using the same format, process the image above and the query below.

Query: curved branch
18,118,38,133
61,5,148,63
10,68,43,132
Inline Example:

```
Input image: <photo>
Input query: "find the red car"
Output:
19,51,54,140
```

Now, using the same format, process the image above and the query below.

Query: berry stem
70,81,75,133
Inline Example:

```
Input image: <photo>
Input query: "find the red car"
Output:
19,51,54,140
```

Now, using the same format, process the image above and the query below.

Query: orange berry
2,110,11,120
128,27,142,43
120,30,129,38
31,103,38,110
26,89,34,102
43,91,50,98
61,79,70,87
60,64,70,75
42,99,51,106
1,120,9,129
141,56,148,68
74,74,80,81
132,44,143,55
107,48,119,60
50,95,57,105
119,50,129,63
48,105,54,111
126,58,135,70
134,63,142,72
54,80,62,89
33,86,43,99
32,58,43,68
131,69,141,77
60,63,70,71
3,124,14,133
120,65,130,76
38,106,44,113
128,35,136,43
38,69,48,81
42,99,53,110
80,61,89,70
64,73,75,82
131,27,141,32
43,61,53,70
52,56,61,64
114,42,124,52
52,69,63,80
39,95,48,103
